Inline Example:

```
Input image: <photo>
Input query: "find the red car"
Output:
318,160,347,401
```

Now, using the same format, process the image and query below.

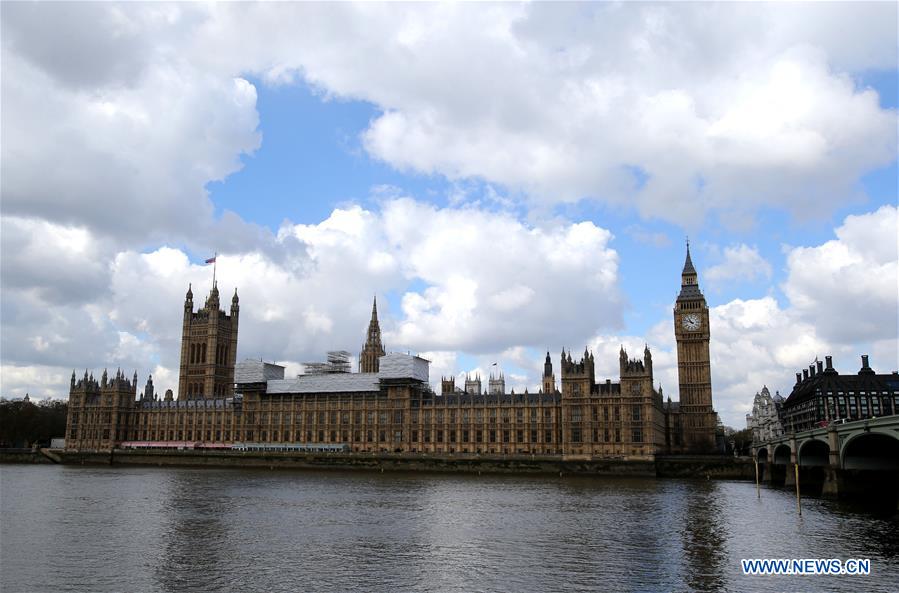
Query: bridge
753,416,899,506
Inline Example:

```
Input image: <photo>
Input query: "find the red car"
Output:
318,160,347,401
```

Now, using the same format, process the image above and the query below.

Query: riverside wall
0,449,55,464
1,448,755,480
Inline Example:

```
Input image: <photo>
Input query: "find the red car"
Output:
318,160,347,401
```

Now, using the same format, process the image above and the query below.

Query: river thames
1,464,897,592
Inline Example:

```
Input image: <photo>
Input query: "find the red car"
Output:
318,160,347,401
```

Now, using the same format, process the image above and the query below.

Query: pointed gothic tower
359,296,386,373
674,242,716,452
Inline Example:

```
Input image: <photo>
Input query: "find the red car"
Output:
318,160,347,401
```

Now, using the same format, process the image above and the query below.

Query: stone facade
65,247,713,457
177,283,239,400
745,385,785,444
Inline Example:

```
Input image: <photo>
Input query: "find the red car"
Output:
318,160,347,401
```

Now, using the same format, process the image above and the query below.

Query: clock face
682,313,701,331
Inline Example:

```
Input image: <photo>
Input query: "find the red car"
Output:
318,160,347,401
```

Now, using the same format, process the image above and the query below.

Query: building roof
267,373,380,394
782,357,899,409
682,244,697,276
235,360,286,383
244,352,430,395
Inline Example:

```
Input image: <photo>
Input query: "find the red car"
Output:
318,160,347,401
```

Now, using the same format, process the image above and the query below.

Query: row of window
187,342,231,365
783,393,899,432
123,426,646,445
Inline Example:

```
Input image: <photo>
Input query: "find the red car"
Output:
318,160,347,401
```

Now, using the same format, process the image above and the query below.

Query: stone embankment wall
0,449,55,464
22,449,754,480
655,455,756,480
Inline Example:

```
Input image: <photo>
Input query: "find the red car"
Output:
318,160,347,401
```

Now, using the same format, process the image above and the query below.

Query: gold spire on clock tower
674,241,717,452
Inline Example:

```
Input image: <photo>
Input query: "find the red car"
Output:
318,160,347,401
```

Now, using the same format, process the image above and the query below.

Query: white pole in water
794,463,801,516
755,458,760,499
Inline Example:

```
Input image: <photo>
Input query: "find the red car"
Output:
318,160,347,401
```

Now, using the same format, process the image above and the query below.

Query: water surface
1,465,897,592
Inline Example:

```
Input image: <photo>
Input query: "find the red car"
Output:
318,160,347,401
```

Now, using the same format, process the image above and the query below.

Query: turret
207,282,220,309
231,287,240,315
184,283,194,313
144,375,155,401
441,376,456,395
542,351,556,394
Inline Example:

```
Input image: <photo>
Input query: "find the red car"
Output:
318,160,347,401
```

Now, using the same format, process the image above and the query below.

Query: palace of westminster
65,247,719,457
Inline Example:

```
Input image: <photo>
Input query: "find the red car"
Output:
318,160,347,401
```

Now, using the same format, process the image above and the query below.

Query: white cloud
1,3,260,247
705,244,773,287
783,205,898,343
0,199,623,399
3,2,895,249
378,199,621,352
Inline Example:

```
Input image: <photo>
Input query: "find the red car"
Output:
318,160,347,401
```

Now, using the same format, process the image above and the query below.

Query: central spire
367,295,381,343
360,295,386,373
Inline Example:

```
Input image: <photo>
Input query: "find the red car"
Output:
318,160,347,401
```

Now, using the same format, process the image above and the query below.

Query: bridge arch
798,439,829,467
842,431,899,470
773,444,792,465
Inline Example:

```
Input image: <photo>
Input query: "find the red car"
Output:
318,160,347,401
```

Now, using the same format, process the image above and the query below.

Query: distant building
779,355,899,433
745,386,785,444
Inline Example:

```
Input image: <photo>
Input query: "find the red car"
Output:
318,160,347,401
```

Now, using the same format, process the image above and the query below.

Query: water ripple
1,465,897,593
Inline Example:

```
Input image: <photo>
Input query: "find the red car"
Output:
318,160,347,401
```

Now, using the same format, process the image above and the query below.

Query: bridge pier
820,465,840,497
783,464,795,487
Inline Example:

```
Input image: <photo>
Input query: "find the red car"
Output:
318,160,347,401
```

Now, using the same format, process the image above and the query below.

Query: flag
205,256,216,264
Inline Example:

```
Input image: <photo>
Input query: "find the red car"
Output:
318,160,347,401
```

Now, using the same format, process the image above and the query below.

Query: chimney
803,369,809,381
809,364,816,378
825,356,833,370
796,372,802,384
859,354,875,375
816,360,824,374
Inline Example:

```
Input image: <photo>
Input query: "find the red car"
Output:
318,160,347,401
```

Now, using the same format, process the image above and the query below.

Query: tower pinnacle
360,295,386,373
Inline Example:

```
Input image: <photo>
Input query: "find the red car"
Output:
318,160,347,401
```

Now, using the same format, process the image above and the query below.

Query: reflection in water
682,482,726,592
1,465,898,593
155,471,231,593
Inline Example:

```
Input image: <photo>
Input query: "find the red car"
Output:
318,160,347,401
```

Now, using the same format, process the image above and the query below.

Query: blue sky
1,2,896,427
207,74,896,339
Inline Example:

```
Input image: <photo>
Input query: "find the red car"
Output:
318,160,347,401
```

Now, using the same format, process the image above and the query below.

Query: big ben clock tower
674,242,717,452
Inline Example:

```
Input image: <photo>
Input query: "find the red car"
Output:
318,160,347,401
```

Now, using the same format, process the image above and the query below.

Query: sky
1,2,897,428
